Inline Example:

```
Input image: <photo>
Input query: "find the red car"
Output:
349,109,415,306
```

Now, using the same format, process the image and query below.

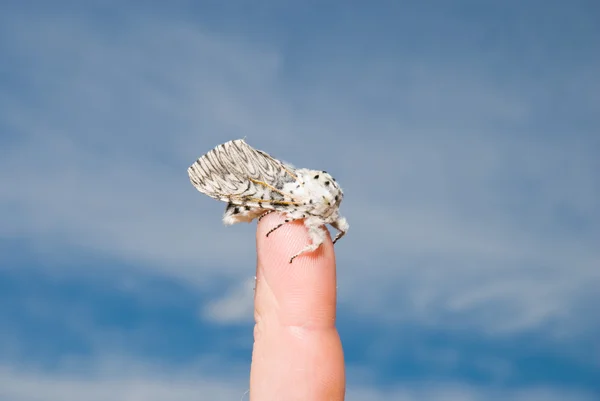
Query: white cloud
346,384,597,401
0,364,247,401
201,278,255,324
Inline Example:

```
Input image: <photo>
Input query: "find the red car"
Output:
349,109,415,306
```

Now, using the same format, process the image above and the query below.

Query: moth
187,139,349,263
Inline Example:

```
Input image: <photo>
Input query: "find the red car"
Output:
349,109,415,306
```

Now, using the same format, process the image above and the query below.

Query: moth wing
188,139,297,205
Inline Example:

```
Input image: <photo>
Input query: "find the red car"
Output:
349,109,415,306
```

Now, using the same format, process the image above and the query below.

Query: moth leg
289,222,327,263
331,216,349,244
258,210,275,221
265,209,308,237
266,218,297,237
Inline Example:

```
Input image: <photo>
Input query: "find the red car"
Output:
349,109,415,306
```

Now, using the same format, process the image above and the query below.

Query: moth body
188,139,348,263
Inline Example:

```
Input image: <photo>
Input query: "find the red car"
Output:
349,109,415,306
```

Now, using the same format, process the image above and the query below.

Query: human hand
249,213,346,400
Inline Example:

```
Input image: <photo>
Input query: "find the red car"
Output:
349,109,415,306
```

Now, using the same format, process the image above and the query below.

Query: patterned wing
188,139,298,208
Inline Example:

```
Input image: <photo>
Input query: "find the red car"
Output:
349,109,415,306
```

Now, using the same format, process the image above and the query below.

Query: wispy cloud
201,278,255,324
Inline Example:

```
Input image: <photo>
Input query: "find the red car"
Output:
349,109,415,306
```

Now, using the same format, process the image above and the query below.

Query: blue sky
0,1,598,400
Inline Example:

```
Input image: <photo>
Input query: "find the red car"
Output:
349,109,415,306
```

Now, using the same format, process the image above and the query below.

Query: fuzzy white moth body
187,139,348,263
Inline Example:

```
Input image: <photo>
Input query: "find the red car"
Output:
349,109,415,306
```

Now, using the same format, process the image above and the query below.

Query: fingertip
256,213,335,270
255,212,337,329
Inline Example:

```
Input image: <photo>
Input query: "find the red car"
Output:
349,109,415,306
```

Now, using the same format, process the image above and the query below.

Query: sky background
0,1,599,400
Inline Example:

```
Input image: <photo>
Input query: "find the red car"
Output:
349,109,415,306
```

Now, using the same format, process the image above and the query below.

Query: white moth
188,139,349,263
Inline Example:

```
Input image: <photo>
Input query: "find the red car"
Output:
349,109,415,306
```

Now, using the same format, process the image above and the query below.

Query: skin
249,212,346,400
